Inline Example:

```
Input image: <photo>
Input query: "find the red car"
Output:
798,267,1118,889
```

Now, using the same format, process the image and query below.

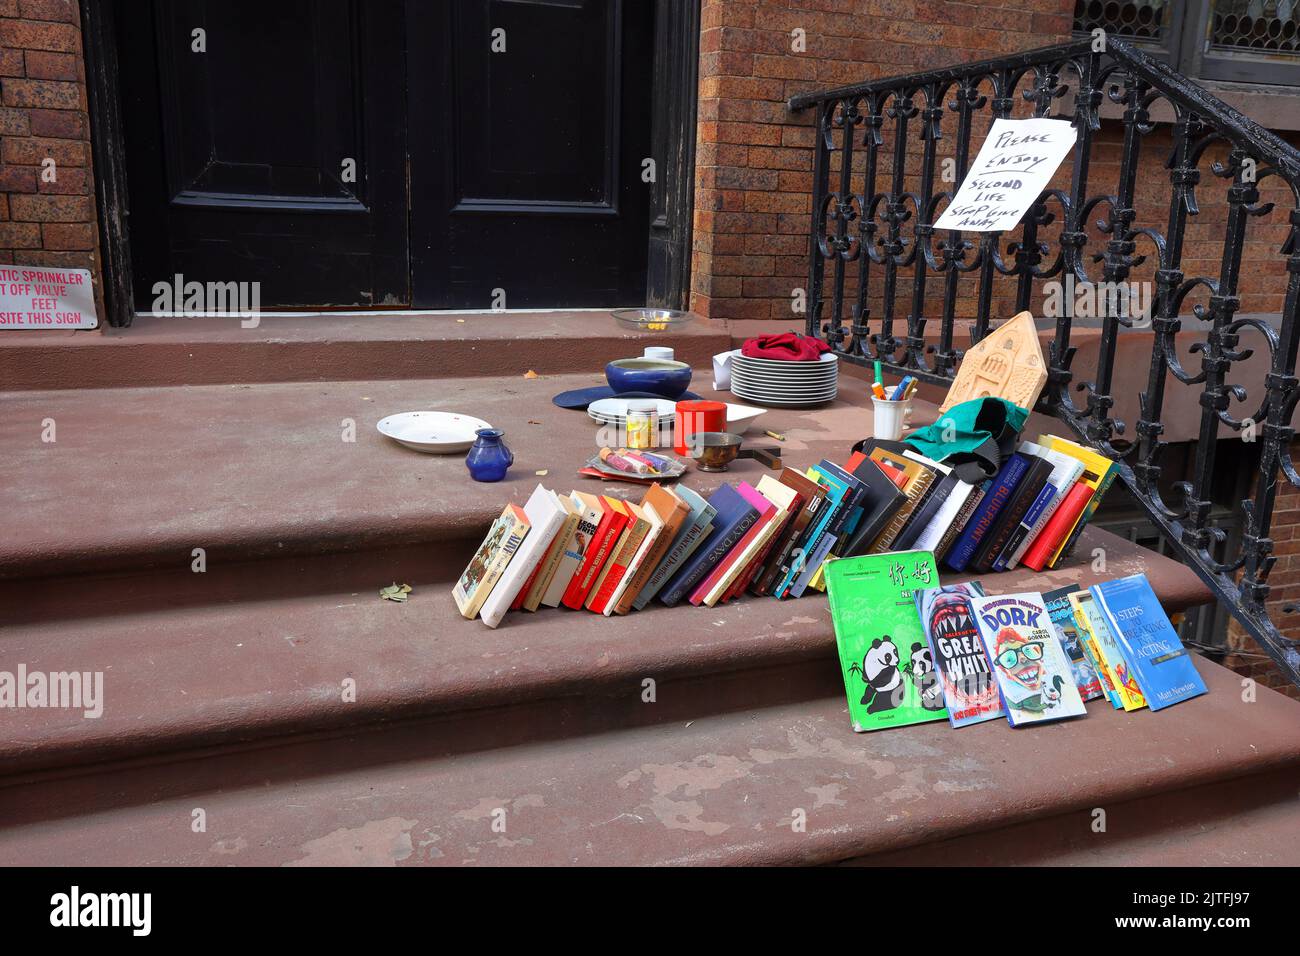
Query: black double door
118,0,655,310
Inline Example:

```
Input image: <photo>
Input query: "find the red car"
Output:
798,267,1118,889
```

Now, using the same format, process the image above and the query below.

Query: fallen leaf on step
527,420,542,425
379,583,413,602
535,469,548,476
523,370,539,379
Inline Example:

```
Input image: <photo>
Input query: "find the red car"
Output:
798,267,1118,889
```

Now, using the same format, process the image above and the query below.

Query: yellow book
1069,591,1147,711
1040,434,1119,568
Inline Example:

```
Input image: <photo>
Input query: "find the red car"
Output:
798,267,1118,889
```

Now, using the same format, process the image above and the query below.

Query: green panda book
824,551,949,732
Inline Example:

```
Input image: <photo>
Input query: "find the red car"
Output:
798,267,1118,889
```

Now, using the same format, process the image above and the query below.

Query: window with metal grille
1073,0,1300,85
1210,0,1300,53
1072,0,1186,62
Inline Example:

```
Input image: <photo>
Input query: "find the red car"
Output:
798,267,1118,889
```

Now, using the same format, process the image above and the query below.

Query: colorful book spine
945,453,1030,572
773,469,846,598
972,453,1053,573
911,479,975,555
659,487,758,607
587,503,651,613
1041,435,1118,567
788,531,836,598
689,483,775,606
934,481,987,562
1069,590,1147,711
1042,584,1104,701
1020,483,1093,572
1001,447,1083,571
561,498,629,610
541,493,603,608
632,491,716,611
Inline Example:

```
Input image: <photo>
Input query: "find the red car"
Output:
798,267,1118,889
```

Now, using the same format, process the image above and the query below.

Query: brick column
0,0,101,311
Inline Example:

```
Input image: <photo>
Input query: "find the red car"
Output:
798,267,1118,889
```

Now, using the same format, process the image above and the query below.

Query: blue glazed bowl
605,358,693,399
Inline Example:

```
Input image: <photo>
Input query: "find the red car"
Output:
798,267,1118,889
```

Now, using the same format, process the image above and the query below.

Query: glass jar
625,401,657,450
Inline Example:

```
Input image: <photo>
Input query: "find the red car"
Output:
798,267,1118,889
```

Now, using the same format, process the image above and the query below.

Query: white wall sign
0,266,98,330
933,118,1078,233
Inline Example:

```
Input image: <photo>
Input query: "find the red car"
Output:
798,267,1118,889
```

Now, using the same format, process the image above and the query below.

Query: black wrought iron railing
789,36,1300,688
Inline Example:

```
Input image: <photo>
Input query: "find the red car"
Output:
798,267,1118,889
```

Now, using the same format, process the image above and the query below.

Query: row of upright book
825,551,1208,733
452,431,1120,628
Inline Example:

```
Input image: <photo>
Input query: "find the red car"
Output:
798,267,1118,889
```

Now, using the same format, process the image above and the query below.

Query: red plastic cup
674,400,727,456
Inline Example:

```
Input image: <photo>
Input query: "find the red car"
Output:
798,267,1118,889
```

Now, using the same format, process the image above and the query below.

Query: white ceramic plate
733,352,838,368
730,375,838,392
730,371,837,386
732,385,837,402
731,389,837,408
731,361,838,374
587,397,679,420
377,411,492,453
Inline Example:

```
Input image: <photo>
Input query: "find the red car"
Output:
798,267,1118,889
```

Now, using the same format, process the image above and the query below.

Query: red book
585,502,651,614
721,492,802,603
848,450,908,489
1020,484,1094,571
688,484,777,606
561,497,629,609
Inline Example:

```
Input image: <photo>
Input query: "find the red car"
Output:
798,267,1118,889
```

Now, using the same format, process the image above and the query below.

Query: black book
971,453,1054,573
843,456,909,557
895,470,960,552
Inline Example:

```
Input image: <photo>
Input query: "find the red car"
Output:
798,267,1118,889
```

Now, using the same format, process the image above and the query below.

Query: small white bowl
724,403,766,435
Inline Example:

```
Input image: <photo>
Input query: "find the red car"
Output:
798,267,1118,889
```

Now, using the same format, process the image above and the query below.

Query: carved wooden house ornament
937,310,1048,414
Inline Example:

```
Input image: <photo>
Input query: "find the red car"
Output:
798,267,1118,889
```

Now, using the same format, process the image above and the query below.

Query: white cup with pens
871,363,916,441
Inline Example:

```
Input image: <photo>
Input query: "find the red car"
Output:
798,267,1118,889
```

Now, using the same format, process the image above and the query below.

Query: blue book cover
658,485,758,607
813,461,867,545
992,479,1057,571
774,467,848,598
945,452,1031,572
789,532,836,598
1089,574,1208,710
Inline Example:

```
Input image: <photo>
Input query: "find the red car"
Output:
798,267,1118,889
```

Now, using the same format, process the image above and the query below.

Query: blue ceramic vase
466,428,513,482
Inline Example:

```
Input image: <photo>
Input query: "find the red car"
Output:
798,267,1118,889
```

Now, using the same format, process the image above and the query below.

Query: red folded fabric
741,332,831,362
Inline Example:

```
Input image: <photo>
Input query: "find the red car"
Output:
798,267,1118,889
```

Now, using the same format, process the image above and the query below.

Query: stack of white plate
730,352,838,407
587,397,678,428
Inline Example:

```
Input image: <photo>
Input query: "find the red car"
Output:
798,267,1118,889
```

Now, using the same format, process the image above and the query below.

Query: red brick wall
691,0,1076,325
0,0,99,304
690,0,1298,330
1224,453,1300,702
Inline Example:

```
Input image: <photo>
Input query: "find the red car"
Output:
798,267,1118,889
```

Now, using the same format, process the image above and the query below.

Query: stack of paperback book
825,553,1208,733
452,432,1121,628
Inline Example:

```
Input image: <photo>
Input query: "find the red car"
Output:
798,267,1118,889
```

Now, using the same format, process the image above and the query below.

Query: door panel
409,0,653,309
118,0,408,308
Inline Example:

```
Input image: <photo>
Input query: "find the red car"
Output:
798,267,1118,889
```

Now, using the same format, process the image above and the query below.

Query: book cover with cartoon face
916,581,1004,727
970,591,1088,726
824,552,950,733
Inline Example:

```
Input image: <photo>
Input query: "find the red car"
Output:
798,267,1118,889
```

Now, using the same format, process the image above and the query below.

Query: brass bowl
690,431,742,472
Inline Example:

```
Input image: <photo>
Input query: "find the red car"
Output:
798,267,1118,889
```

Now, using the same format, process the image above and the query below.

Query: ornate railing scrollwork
790,37,1300,688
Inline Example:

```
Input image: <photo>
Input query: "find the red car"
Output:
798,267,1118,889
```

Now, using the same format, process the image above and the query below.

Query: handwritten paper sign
0,266,98,330
934,118,1078,233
